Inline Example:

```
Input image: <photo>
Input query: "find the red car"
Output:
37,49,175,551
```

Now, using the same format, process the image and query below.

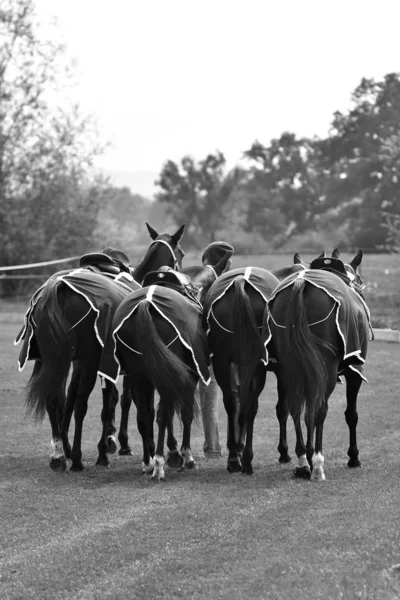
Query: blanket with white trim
98,284,211,385
262,269,372,381
15,268,141,370
202,266,280,334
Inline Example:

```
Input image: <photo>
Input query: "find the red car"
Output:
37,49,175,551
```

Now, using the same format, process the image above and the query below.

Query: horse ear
317,251,326,258
146,223,159,240
293,253,302,264
332,248,340,259
171,224,186,245
350,248,363,269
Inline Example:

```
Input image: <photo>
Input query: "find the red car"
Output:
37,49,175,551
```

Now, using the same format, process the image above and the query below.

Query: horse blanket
263,269,373,381
203,266,280,334
98,284,211,385
15,268,141,371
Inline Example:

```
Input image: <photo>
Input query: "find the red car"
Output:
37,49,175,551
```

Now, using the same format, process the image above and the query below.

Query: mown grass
1,323,400,599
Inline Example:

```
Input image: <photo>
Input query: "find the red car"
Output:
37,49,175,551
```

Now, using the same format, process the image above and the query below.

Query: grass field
1,321,400,599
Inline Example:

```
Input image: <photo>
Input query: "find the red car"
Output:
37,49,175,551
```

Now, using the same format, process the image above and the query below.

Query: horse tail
281,279,329,419
232,278,262,414
25,280,72,421
131,302,198,417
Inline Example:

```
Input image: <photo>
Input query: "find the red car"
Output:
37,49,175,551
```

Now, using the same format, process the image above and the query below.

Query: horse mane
135,242,160,272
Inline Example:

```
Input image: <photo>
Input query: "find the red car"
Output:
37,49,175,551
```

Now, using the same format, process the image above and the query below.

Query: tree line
1,1,399,298
156,74,400,253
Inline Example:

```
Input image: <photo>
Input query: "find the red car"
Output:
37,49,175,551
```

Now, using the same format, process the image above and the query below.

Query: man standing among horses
200,241,234,458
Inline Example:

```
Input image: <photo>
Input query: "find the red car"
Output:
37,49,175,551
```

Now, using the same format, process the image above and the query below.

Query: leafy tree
243,133,330,243
319,73,400,250
155,151,241,244
0,0,107,273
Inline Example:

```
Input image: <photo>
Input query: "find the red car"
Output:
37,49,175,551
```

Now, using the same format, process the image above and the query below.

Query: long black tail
281,279,331,419
25,280,73,421
232,278,262,414
130,302,198,417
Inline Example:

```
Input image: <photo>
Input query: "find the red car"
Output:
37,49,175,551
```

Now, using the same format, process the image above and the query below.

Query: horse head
133,224,186,284
332,248,365,295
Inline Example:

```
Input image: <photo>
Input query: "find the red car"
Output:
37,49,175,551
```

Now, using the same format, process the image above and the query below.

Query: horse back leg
240,363,266,475
212,354,241,473
180,373,199,471
275,372,291,463
128,371,155,473
311,363,339,481
118,375,134,455
69,354,100,471
165,416,184,470
344,368,363,467
96,379,119,467
152,399,171,481
292,414,311,479
61,361,81,459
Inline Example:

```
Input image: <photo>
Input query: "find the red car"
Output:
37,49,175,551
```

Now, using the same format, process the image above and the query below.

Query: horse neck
133,247,175,284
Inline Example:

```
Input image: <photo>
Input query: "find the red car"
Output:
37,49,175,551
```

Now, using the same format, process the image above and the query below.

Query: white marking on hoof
107,435,117,453
312,452,326,481
142,456,154,474
151,454,166,480
50,438,65,461
297,454,309,469
181,447,197,469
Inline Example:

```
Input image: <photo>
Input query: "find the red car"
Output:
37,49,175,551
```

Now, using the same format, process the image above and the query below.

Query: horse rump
25,280,74,421
119,301,199,417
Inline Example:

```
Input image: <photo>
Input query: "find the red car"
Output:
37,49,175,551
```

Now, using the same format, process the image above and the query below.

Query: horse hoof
185,461,197,470
279,454,292,464
227,460,242,473
119,447,134,456
106,436,117,454
166,451,184,469
151,475,166,482
241,465,254,475
50,456,66,472
95,457,109,467
347,458,361,468
294,466,311,480
70,462,84,472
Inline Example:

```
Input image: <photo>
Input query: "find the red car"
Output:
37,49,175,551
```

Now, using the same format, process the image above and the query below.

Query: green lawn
1,322,400,599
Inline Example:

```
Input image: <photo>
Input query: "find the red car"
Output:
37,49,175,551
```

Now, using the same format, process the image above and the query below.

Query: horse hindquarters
25,282,77,471
210,283,267,474
270,282,341,480
116,302,199,480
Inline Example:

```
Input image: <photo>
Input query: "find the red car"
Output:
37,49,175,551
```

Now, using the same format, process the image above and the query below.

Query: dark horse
109,252,232,458
101,271,212,480
16,224,185,472
202,256,318,474
203,266,281,474
264,249,371,481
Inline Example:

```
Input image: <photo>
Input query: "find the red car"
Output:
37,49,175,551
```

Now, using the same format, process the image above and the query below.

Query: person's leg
199,366,222,457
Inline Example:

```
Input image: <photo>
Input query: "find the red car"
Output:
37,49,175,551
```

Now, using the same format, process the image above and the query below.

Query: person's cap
201,241,234,265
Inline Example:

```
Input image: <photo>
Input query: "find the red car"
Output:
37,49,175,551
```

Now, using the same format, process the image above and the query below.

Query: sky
36,0,399,196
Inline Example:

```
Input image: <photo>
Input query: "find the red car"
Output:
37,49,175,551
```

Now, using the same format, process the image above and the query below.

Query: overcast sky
36,0,399,195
